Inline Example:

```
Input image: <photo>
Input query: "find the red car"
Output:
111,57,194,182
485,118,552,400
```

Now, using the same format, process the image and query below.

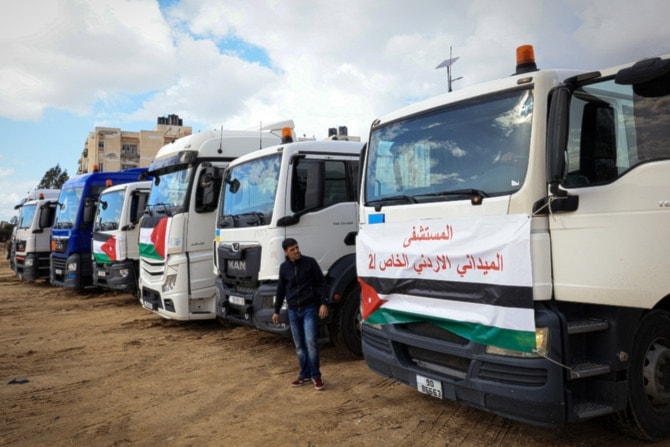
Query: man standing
272,238,328,390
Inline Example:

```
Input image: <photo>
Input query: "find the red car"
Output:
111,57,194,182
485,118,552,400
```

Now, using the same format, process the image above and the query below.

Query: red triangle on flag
359,278,387,320
100,236,117,262
151,217,168,259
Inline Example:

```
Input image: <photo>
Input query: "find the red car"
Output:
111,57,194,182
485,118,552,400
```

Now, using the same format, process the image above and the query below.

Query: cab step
573,399,614,420
569,361,611,380
567,318,609,335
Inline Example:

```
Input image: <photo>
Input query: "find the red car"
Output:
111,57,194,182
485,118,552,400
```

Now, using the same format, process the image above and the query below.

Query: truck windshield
146,167,193,215
94,189,125,231
218,153,281,227
365,88,533,205
18,204,36,230
54,187,83,229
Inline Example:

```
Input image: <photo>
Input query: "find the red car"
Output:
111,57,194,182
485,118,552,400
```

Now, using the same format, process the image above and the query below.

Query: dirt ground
0,259,655,447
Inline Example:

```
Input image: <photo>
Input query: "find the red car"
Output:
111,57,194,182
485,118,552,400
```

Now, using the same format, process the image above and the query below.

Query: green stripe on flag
139,243,163,260
93,252,112,264
367,307,536,353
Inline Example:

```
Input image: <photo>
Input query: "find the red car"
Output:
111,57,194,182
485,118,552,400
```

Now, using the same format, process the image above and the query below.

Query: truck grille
400,322,469,345
477,361,548,386
217,244,261,287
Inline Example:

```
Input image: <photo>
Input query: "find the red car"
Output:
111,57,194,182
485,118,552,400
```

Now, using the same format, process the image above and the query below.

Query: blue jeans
288,305,321,379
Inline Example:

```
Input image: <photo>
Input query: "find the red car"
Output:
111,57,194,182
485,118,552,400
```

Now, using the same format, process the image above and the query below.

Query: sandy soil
0,259,652,447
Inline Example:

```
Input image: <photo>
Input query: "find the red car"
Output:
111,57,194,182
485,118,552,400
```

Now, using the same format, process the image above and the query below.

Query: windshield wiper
367,194,417,211
218,214,234,227
146,202,172,216
369,189,489,210
417,188,489,199
237,211,266,226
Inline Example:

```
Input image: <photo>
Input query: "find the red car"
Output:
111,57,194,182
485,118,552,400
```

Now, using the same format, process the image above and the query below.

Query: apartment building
77,114,192,174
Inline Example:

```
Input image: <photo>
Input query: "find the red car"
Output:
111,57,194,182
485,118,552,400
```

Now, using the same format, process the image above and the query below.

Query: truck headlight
271,296,289,310
162,274,177,292
118,268,129,278
25,258,34,267
67,261,78,271
485,327,549,358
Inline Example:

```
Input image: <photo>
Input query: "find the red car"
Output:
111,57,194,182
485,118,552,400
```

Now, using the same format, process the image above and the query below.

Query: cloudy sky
1,0,669,222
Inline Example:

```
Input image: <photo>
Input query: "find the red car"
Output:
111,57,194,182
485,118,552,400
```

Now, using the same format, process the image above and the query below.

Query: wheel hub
643,340,670,406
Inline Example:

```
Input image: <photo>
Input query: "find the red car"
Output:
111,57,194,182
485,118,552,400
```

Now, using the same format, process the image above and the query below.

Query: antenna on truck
218,125,223,154
435,46,462,92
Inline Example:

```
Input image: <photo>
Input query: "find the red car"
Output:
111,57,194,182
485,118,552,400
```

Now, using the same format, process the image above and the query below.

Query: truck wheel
616,310,670,441
332,285,362,358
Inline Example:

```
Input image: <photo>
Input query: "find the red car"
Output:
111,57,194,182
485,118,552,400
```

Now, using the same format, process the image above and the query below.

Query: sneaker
312,377,325,391
291,377,311,387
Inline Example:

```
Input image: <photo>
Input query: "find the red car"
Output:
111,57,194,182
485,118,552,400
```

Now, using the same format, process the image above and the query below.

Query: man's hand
272,313,280,325
319,304,329,320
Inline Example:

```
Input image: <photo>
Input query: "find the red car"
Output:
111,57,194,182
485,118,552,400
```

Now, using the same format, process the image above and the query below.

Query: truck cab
139,121,294,320
214,137,364,356
359,47,670,440
13,189,60,280
92,180,152,294
50,168,147,290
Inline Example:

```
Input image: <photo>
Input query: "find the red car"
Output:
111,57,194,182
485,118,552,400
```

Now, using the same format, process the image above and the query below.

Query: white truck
214,136,364,356
139,121,294,320
358,46,670,440
92,180,152,294
13,189,61,280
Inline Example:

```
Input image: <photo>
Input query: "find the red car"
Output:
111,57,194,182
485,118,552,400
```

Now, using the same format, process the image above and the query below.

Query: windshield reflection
94,190,125,231
147,167,193,215
54,187,83,229
18,204,36,230
218,154,281,227
366,89,533,205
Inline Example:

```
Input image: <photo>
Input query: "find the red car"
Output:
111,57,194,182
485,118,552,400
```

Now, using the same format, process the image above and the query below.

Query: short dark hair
282,238,298,251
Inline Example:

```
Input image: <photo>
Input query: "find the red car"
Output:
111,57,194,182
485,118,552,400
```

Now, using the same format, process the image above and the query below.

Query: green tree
37,164,69,189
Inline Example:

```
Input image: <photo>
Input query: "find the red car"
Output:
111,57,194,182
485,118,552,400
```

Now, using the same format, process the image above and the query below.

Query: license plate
416,374,443,399
142,300,154,310
98,271,106,277
229,295,245,306
55,269,63,275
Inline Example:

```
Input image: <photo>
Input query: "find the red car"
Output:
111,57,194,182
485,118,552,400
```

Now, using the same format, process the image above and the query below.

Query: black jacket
274,254,326,313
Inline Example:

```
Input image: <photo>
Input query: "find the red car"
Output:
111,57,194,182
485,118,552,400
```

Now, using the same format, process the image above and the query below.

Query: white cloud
1,0,670,222
0,0,176,120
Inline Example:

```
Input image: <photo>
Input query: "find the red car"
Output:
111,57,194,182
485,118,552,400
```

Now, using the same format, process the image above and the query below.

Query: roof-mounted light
281,127,293,144
515,45,538,75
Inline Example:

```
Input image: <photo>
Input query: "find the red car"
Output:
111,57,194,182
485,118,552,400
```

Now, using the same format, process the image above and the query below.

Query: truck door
284,156,359,268
548,75,670,309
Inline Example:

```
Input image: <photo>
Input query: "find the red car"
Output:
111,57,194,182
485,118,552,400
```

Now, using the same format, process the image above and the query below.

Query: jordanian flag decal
93,233,121,264
357,214,536,353
139,215,170,261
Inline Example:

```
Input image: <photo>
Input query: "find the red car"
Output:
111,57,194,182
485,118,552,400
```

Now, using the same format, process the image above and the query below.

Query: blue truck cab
50,168,147,290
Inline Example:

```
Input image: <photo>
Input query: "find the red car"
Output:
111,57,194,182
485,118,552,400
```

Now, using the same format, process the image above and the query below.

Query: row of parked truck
9,46,670,441
12,120,366,357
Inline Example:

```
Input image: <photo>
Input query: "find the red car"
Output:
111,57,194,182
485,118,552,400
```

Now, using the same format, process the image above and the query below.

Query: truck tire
615,310,670,441
332,285,362,358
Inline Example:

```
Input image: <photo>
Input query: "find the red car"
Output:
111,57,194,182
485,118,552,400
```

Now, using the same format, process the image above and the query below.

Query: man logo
227,259,246,272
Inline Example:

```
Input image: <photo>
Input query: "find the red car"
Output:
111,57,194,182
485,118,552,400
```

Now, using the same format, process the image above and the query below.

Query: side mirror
229,178,240,193
547,86,570,197
83,198,97,225
276,215,300,227
195,166,222,213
